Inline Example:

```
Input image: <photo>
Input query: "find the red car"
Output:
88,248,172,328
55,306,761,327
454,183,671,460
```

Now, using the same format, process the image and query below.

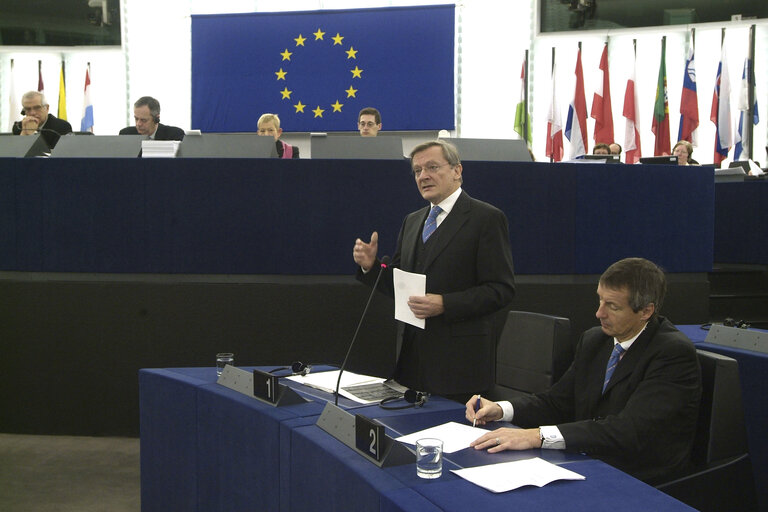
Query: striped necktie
422,206,442,242
602,343,625,393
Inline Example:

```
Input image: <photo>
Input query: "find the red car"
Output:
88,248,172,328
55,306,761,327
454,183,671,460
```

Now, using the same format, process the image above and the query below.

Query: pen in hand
473,395,481,427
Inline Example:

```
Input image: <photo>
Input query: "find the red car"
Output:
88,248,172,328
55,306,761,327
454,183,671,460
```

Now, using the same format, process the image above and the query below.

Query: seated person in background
257,113,299,158
12,90,72,149
358,107,382,137
672,140,698,166
466,257,701,484
119,96,184,141
609,143,622,159
592,143,611,155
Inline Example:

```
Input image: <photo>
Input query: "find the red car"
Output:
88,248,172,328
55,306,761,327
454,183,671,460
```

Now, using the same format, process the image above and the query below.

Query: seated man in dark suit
12,90,73,149
257,113,299,158
119,96,184,141
466,257,702,484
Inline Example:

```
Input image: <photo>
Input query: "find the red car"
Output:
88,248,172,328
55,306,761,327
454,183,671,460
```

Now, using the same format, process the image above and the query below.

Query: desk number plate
253,369,280,404
355,414,384,462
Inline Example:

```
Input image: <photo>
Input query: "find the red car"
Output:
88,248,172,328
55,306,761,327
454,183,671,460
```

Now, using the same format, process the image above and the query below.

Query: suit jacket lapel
601,317,660,395
401,206,428,271
420,191,471,271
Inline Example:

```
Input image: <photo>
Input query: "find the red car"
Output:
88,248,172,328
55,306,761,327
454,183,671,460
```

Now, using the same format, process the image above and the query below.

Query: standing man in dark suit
353,140,515,399
466,257,702,484
13,91,73,149
119,96,185,140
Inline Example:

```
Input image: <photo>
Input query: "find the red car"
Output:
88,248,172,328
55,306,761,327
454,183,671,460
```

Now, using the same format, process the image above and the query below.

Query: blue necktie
422,206,442,242
602,344,625,393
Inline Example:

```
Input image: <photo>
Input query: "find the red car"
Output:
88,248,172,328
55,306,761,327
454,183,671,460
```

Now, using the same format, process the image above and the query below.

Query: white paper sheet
395,421,489,453
451,457,585,493
285,369,385,403
393,268,426,329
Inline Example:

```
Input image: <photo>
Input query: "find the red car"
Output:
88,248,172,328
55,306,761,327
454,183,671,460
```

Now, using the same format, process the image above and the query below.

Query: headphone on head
379,389,430,410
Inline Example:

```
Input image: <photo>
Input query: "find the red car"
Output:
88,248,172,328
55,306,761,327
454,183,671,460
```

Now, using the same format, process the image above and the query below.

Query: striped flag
57,61,67,121
37,60,45,96
652,38,671,156
8,59,19,131
623,48,642,164
677,38,699,146
733,57,759,161
80,65,94,132
565,46,588,158
591,42,614,144
546,59,564,162
711,39,732,165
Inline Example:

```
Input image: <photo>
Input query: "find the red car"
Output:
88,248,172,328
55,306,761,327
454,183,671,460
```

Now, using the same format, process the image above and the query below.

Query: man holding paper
352,140,515,398
465,258,701,484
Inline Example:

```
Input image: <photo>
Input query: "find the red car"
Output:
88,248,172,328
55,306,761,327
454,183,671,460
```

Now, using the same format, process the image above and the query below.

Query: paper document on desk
395,421,488,453
393,268,425,329
285,369,386,403
452,457,585,493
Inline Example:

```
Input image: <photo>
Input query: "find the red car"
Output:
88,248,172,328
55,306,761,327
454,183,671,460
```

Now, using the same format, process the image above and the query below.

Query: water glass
216,353,234,376
416,438,443,479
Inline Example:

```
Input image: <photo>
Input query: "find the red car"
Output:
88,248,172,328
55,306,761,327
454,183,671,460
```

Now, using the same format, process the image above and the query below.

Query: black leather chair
656,350,758,511
488,311,571,401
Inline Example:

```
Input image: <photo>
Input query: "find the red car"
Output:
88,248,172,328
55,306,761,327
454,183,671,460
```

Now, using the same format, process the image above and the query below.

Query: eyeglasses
358,121,377,128
412,163,450,177
25,105,45,113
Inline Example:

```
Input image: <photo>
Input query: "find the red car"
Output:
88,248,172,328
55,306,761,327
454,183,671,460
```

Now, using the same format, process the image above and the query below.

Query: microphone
334,255,390,406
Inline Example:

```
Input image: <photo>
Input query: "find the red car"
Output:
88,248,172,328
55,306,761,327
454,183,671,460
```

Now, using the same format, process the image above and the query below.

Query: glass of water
216,353,234,376
416,438,443,479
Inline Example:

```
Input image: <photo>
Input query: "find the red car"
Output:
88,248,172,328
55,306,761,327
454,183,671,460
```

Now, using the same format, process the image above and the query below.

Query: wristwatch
539,426,565,449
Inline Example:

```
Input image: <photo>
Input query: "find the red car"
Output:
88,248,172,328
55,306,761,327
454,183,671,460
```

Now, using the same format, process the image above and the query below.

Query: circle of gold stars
275,28,363,118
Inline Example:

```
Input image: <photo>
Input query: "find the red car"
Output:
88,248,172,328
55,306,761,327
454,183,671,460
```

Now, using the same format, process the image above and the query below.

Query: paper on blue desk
452,457,585,493
395,421,488,453
393,268,425,329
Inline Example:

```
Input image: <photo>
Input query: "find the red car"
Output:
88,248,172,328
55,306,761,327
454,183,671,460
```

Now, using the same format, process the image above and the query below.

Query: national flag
623,49,642,164
677,39,699,146
80,65,94,132
8,59,18,131
565,47,588,158
711,40,732,165
591,42,614,144
545,60,564,162
652,38,671,156
57,61,67,120
734,57,759,161
514,59,532,143
191,5,455,132
37,61,45,96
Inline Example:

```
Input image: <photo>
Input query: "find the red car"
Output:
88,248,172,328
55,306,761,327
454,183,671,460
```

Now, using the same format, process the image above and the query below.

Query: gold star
280,49,293,61
332,33,344,45
346,46,358,59
350,66,363,78
294,101,305,113
345,86,358,98
294,34,306,46
331,100,343,112
313,105,325,118
275,68,287,80
280,87,292,99
313,28,325,40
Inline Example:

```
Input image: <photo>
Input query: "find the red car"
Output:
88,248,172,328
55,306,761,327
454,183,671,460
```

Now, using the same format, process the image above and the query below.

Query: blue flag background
191,5,455,132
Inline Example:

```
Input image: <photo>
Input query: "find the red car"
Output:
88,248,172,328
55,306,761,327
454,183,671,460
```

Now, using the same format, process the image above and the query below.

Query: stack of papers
141,140,180,158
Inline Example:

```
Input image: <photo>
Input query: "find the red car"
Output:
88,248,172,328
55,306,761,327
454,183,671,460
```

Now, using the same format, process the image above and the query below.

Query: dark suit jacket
511,316,701,483
119,123,185,141
358,190,515,395
12,114,72,149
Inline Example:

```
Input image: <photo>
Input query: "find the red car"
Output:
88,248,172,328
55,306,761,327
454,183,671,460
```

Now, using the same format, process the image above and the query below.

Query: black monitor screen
0,0,121,46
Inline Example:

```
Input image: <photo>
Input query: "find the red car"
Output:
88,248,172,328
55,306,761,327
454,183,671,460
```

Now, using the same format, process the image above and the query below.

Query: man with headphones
119,96,185,141
12,90,73,149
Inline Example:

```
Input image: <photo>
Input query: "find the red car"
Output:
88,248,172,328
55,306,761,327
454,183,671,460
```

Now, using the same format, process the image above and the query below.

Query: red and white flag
591,42,614,144
565,47,588,158
622,50,642,164
546,60,564,162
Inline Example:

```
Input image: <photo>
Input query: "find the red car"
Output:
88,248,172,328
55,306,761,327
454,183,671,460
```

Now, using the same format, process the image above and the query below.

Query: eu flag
191,5,455,133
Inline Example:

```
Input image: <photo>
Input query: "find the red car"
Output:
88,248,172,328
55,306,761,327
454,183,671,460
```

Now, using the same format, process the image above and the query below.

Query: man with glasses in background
13,90,73,149
358,107,382,136
352,140,516,401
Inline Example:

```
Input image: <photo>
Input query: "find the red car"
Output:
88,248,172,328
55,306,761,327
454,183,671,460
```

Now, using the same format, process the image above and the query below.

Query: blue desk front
140,367,695,511
677,324,768,511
